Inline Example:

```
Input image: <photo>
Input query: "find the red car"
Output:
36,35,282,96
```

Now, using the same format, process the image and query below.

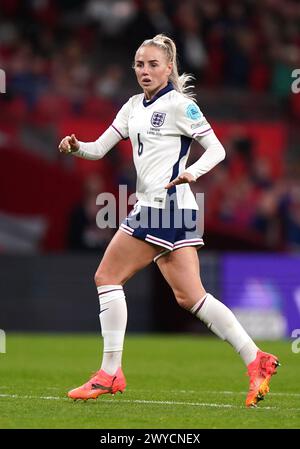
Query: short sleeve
175,99,213,139
111,98,131,139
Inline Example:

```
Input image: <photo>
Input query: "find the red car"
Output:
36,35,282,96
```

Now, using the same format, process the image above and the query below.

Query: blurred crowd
1,0,300,108
0,0,300,252
191,133,300,252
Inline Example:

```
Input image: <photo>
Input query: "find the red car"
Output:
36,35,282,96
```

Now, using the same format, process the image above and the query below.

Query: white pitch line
1,386,299,398
0,394,62,401
134,389,300,398
108,399,238,409
178,390,300,398
0,385,300,398
1,393,300,411
0,394,246,409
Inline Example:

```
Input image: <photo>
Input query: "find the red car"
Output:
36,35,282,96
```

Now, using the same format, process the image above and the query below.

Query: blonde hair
136,34,196,100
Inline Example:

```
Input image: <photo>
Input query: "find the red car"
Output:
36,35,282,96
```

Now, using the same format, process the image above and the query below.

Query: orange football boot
246,350,280,408
68,367,126,401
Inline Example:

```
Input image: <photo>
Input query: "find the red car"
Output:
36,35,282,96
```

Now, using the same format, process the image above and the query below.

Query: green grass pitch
0,334,299,429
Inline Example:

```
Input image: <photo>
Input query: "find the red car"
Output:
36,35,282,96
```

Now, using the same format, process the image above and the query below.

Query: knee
94,267,125,286
94,268,108,286
173,290,193,311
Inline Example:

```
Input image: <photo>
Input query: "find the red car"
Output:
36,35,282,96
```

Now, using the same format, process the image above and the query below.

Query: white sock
97,285,127,375
239,341,259,366
101,351,123,375
190,293,258,365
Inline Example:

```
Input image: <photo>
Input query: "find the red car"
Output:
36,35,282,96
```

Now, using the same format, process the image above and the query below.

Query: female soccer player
59,34,279,407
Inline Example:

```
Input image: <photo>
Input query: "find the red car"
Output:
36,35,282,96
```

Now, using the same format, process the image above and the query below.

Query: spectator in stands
174,3,208,79
94,64,125,101
68,173,114,252
280,176,300,251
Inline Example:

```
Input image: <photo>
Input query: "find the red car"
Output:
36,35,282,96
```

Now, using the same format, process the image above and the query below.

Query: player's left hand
164,172,196,189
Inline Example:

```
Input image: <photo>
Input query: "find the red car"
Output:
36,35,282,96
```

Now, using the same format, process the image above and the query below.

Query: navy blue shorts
119,202,204,262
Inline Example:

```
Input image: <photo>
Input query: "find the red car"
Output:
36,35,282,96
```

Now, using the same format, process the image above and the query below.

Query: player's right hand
58,134,80,154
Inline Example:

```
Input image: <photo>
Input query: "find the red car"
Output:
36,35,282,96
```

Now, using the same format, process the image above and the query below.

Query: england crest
151,111,166,127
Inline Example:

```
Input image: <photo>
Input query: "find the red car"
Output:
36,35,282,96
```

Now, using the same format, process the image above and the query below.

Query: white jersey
111,82,213,209
76,82,225,210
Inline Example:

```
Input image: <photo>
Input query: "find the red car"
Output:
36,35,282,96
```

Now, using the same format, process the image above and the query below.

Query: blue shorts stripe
120,204,204,256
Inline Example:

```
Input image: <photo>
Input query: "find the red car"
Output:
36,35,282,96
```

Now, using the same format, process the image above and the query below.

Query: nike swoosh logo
91,383,112,392
99,308,109,314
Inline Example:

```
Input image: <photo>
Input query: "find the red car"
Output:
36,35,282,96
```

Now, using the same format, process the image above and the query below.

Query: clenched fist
58,134,80,154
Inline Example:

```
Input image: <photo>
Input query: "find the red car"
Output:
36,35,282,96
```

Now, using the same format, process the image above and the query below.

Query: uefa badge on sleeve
151,112,166,127
186,104,202,120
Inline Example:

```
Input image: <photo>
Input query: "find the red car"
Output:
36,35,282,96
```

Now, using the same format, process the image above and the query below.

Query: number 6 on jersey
137,133,144,156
